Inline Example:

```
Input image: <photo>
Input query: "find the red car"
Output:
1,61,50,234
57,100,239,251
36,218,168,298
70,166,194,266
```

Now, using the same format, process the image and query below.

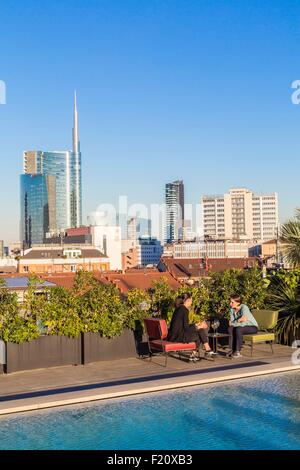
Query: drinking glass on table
211,318,220,334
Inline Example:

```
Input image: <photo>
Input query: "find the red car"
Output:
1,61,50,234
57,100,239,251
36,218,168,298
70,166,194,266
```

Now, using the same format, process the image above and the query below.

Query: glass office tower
21,93,82,246
20,174,56,246
43,151,72,230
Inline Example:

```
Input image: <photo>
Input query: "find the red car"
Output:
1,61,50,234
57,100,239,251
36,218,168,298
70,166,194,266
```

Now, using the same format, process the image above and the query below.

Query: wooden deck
0,343,299,415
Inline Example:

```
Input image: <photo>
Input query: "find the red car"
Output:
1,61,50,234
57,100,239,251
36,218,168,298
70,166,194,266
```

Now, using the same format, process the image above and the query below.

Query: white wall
0,258,17,268
91,226,122,270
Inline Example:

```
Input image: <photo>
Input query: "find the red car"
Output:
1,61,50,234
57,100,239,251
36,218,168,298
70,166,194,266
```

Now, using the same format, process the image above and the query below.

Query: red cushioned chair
144,318,197,367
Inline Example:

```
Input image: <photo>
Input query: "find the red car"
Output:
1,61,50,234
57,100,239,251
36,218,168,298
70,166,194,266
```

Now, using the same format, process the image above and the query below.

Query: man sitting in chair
228,294,258,358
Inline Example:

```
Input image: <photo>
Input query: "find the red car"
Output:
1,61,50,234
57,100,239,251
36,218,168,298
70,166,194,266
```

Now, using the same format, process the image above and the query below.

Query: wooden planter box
4,335,81,374
2,329,142,373
0,340,6,374
82,329,137,364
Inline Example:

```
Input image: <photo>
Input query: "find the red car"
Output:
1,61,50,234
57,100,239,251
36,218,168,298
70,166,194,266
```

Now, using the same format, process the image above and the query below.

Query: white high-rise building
201,188,279,242
165,180,185,243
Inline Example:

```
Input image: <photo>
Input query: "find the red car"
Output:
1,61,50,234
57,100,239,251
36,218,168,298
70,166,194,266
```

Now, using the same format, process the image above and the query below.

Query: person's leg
184,326,201,361
234,327,243,352
235,326,258,352
197,328,211,351
227,326,234,351
185,325,201,348
228,326,238,352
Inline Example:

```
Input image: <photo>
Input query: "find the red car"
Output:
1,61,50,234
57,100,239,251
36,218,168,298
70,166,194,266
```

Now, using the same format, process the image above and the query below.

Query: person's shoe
204,350,216,358
189,352,200,362
232,351,242,358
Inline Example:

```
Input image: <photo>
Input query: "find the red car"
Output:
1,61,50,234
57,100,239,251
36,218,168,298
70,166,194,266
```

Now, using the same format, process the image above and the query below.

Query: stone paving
0,343,298,415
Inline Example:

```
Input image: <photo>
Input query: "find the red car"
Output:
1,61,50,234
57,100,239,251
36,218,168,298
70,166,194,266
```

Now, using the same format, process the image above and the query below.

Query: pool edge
1,363,300,416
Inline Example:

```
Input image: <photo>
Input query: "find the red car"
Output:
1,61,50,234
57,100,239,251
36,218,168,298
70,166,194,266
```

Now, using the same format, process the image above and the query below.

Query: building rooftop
0,266,17,274
0,276,56,289
160,257,258,280
21,248,107,260
103,272,180,293
40,270,180,293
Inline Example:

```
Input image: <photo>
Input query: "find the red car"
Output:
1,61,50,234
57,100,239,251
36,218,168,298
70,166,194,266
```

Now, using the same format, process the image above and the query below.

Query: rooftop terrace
0,343,298,416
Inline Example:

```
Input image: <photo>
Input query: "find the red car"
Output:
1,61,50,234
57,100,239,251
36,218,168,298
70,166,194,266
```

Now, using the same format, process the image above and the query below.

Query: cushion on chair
149,340,197,353
144,318,169,340
243,332,275,343
251,310,279,329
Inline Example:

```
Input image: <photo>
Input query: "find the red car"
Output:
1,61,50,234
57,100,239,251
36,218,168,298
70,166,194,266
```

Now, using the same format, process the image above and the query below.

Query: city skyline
1,0,300,243
20,94,82,246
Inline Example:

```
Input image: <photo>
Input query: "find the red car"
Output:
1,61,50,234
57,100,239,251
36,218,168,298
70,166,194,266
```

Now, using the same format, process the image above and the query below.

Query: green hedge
1,269,299,344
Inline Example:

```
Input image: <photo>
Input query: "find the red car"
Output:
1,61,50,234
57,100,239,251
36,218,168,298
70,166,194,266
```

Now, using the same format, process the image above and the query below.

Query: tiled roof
30,271,180,293
161,257,258,279
125,267,159,273
21,248,107,260
0,266,17,274
41,273,77,290
103,272,180,293
262,239,277,245
0,270,180,294
41,273,112,290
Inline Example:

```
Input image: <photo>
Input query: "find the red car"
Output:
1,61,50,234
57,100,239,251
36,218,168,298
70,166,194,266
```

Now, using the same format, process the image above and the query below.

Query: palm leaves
281,208,300,267
267,271,300,344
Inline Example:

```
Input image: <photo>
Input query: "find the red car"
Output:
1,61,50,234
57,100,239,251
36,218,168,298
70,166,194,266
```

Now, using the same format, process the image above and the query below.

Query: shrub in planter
73,270,100,296
176,283,210,323
209,269,241,318
208,269,267,319
0,283,39,344
37,286,82,338
150,277,177,322
124,289,151,330
123,289,151,356
239,268,267,310
79,283,126,338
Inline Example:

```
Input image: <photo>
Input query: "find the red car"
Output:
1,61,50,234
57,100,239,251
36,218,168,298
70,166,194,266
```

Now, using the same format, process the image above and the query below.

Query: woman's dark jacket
167,305,190,343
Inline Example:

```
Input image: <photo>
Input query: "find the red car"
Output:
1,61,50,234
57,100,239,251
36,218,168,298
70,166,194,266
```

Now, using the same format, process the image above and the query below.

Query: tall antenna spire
73,91,80,153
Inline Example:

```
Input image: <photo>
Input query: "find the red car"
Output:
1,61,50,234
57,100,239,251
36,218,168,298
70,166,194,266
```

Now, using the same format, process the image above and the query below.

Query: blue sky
0,0,300,243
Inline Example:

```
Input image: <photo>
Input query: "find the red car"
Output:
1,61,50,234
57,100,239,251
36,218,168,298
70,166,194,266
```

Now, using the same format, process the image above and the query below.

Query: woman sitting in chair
167,293,216,360
228,294,258,358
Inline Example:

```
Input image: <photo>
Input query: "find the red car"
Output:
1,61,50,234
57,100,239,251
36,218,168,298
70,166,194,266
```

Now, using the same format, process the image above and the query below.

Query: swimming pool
0,372,299,450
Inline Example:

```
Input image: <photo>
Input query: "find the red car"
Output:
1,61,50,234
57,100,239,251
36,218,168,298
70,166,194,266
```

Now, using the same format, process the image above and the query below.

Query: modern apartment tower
165,180,185,243
201,188,279,242
20,93,82,246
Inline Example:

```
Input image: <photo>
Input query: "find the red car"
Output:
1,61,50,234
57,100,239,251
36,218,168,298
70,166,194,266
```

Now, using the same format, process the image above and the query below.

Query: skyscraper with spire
70,91,82,228
21,93,82,246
